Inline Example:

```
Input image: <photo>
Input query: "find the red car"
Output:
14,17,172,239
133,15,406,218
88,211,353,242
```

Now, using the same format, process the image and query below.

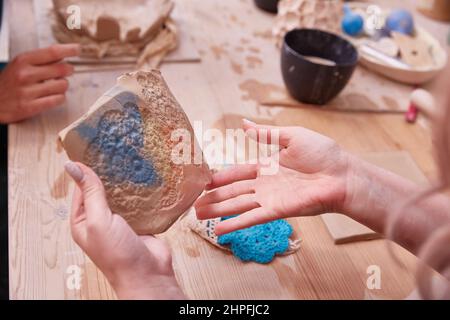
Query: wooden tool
406,88,435,123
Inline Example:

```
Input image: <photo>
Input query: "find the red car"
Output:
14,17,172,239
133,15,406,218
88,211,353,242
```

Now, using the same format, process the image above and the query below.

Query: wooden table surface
7,0,450,299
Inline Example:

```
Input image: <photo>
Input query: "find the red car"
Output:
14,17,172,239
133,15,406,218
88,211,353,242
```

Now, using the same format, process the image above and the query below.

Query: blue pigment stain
76,99,160,186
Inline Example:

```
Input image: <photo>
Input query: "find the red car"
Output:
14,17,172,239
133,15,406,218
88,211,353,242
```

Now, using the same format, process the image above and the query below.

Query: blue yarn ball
385,9,414,35
342,12,364,36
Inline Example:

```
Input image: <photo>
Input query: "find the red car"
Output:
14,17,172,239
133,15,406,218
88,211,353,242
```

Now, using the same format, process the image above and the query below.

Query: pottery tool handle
406,88,435,123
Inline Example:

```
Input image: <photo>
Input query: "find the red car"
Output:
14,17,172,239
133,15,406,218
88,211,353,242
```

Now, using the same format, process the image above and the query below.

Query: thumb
64,161,111,225
242,119,292,147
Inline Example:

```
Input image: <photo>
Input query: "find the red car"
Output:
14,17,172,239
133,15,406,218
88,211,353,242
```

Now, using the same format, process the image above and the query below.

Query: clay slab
59,70,211,234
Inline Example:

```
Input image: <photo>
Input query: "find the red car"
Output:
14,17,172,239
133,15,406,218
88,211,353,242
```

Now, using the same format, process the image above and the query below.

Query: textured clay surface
273,0,343,47
60,70,211,234
51,0,177,67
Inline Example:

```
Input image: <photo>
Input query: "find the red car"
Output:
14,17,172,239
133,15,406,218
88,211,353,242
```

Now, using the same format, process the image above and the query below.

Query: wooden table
7,0,450,299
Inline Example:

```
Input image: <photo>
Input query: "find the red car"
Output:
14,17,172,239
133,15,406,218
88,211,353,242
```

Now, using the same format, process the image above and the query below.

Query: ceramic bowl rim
283,28,359,68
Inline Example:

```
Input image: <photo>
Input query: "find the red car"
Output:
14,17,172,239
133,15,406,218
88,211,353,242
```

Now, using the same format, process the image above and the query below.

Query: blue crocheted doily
217,216,293,264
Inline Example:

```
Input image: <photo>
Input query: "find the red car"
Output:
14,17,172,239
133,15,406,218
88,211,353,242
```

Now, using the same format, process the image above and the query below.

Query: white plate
347,2,447,85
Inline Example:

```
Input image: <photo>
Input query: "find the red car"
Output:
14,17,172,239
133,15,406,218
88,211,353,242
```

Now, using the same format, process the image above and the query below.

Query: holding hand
0,44,79,123
64,161,185,300
195,120,351,235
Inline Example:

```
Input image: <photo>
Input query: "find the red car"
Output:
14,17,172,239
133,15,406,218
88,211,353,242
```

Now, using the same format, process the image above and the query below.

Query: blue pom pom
217,216,293,264
385,9,414,35
342,12,364,36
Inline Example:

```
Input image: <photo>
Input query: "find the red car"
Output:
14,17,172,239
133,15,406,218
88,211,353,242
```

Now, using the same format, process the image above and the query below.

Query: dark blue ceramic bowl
254,0,279,13
281,29,358,105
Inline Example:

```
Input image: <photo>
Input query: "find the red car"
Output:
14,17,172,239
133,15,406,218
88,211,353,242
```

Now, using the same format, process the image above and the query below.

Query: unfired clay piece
391,32,435,68
273,0,343,47
59,70,211,234
51,0,177,68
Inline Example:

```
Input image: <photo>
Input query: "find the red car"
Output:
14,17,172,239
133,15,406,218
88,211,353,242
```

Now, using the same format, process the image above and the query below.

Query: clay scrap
59,70,211,234
391,32,435,68
273,0,343,47
51,0,178,68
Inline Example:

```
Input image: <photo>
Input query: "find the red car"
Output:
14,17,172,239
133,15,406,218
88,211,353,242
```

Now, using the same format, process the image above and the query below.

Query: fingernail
242,118,256,126
64,161,84,182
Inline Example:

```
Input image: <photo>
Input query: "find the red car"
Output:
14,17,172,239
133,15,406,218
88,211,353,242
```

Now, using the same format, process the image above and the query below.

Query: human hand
0,44,79,123
64,161,185,300
195,119,351,235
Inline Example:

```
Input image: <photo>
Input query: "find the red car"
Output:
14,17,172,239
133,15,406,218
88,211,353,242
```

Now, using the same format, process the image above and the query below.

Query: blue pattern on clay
77,99,160,186
217,216,293,264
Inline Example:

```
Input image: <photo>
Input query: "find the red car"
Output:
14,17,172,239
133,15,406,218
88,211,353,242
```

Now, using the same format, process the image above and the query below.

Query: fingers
206,164,258,190
214,207,277,235
196,193,259,220
26,94,66,116
242,119,291,147
25,79,69,99
22,44,80,65
69,187,87,246
70,186,84,224
195,179,254,207
25,63,74,84
64,161,111,227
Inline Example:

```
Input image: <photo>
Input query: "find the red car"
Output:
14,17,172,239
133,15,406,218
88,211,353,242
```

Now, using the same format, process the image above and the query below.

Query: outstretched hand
65,161,184,299
195,119,350,235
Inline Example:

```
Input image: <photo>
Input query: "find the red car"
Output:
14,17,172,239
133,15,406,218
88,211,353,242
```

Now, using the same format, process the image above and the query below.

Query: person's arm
343,155,450,254
195,120,450,256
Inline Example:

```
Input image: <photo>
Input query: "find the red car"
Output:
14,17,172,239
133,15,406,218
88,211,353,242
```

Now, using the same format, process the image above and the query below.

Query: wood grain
7,0,449,299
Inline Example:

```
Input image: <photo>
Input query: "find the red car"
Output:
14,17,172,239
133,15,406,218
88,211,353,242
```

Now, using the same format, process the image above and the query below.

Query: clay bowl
254,0,279,13
281,29,358,105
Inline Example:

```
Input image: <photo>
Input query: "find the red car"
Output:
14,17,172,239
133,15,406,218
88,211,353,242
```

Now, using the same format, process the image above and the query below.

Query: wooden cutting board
321,150,428,244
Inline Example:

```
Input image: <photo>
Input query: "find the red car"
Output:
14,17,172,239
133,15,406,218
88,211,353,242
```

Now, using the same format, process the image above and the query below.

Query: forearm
109,271,186,300
343,154,450,254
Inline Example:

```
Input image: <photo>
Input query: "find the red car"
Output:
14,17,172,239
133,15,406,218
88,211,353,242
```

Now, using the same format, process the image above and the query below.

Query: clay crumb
210,45,227,60
248,46,260,54
185,246,200,257
246,55,263,68
253,30,273,40
230,60,243,75
239,79,287,104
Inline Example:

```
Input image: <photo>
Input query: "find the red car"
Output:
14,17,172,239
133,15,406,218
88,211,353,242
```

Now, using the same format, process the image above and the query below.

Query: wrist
341,154,419,234
107,263,185,300
112,272,185,300
341,154,390,230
